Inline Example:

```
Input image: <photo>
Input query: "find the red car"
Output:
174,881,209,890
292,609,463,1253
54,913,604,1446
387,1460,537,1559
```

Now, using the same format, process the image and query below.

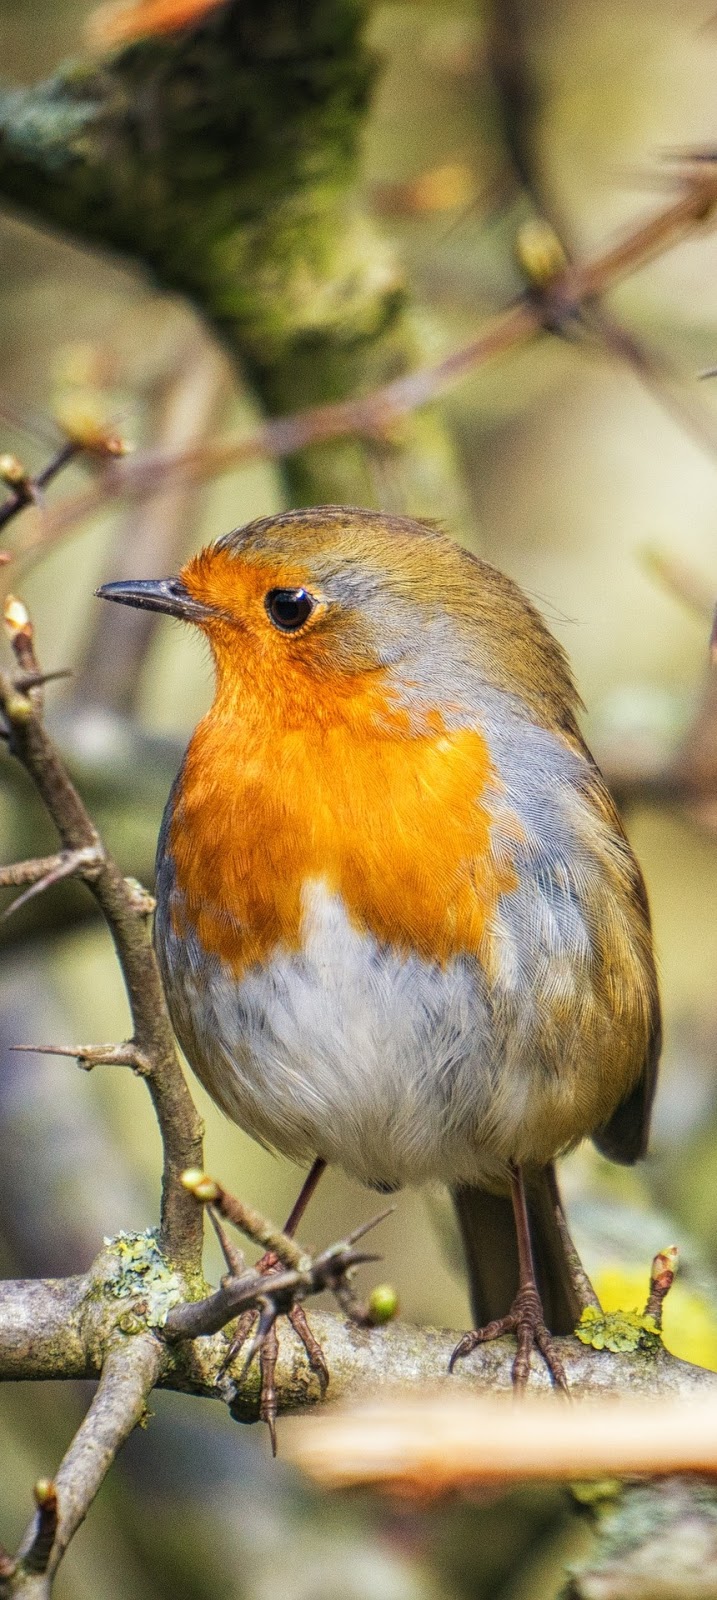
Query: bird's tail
451,1164,582,1335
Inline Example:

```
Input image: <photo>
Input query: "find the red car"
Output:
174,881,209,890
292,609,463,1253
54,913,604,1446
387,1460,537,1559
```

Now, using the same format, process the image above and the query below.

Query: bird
98,505,660,1427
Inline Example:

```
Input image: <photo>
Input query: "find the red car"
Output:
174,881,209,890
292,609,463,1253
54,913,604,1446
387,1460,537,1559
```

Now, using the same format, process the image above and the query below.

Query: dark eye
265,587,316,632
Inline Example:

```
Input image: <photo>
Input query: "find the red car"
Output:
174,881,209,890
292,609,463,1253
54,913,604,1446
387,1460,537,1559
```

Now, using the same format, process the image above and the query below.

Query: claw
289,1303,329,1396
449,1285,570,1394
221,1251,332,1451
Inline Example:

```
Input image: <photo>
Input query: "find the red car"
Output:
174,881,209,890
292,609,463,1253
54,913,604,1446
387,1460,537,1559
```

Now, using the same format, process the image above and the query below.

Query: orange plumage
99,506,660,1403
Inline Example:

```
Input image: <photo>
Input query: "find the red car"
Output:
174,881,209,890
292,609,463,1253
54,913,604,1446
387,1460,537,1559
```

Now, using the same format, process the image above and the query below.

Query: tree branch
7,1336,163,1598
0,615,203,1276
7,157,717,566
1,1261,715,1413
0,0,471,521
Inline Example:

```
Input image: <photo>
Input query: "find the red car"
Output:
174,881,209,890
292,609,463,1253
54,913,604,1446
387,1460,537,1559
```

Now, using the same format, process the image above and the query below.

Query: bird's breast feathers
154,683,656,1188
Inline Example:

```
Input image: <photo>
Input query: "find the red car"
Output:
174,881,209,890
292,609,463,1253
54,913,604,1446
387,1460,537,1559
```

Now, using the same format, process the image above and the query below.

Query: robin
99,506,660,1424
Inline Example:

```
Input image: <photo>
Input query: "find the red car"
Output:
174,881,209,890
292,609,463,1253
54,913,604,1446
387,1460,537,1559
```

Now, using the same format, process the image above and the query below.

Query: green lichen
575,1305,662,1356
99,1229,183,1331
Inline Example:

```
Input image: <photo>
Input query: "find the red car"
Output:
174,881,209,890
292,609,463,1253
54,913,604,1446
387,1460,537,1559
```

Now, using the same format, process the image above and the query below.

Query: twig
180,1169,310,1272
0,613,203,1272
644,1247,679,1331
164,1201,390,1343
0,442,78,534
282,1391,717,1494
21,1482,58,1577
11,1337,162,1596
10,159,717,562
10,1041,152,1075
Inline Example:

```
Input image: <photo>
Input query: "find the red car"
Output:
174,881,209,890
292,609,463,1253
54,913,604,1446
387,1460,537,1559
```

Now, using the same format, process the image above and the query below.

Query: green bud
368,1283,398,1325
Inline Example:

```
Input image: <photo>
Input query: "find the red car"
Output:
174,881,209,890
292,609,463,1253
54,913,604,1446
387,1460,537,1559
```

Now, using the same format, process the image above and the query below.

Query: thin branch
11,1337,162,1597
0,442,78,534
13,160,717,560
0,618,203,1274
10,1041,152,1075
164,1202,390,1342
281,1390,717,1494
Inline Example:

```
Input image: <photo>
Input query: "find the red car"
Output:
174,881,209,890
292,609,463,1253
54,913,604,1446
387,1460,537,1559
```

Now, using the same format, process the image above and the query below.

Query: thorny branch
8,157,717,562
0,595,203,1274
0,604,715,1585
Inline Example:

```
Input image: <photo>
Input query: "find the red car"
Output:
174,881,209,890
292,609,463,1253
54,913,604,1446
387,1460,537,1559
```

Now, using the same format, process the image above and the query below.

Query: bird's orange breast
166,661,518,979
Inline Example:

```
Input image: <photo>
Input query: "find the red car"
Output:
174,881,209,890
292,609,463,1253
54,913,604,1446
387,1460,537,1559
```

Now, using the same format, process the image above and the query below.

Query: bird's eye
265,587,316,633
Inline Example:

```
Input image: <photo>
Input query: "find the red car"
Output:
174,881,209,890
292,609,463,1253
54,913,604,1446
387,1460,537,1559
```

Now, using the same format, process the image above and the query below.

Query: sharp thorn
344,1206,395,1245
207,1205,246,1277
341,1251,382,1267
14,667,72,692
2,878,53,919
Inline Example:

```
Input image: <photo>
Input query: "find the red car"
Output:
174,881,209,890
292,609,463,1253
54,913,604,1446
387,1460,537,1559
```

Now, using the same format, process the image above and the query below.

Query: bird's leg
449,1162,570,1394
222,1157,328,1450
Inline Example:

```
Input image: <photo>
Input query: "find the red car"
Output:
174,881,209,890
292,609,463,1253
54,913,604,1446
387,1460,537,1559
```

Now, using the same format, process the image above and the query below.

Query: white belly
158,877,603,1190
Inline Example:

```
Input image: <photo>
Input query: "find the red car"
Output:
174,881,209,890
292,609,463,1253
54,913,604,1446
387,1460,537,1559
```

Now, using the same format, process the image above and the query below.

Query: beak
96,576,213,623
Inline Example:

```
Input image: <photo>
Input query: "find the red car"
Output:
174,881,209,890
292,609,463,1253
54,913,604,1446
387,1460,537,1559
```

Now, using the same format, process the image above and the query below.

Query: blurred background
1,0,717,1594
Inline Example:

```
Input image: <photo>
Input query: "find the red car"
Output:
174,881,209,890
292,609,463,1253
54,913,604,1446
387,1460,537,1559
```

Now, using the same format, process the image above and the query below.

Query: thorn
207,1204,246,1277
10,1040,151,1074
1,844,103,918
14,668,72,692
336,1251,383,1268
23,1478,58,1575
344,1206,395,1246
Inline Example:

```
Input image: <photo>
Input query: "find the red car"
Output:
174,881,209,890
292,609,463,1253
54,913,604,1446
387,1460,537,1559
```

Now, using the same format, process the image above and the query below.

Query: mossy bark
0,0,470,522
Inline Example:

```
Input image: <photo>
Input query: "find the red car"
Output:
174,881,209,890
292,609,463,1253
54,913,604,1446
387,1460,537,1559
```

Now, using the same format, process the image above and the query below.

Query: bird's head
97,505,577,730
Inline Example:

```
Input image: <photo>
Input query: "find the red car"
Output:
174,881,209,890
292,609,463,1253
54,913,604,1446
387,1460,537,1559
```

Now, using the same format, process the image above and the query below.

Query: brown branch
0,620,203,1275
2,1264,716,1412
11,1041,152,1074
10,1337,162,1598
281,1390,717,1494
71,335,230,716
12,160,717,562
21,1482,58,1578
0,443,78,535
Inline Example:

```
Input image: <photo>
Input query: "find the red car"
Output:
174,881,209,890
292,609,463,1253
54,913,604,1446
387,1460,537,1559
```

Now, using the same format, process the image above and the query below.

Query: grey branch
0,651,203,1275
1,1252,716,1416
9,1337,163,1599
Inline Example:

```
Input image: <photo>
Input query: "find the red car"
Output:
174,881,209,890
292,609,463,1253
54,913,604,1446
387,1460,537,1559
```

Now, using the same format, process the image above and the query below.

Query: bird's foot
449,1282,570,1395
176,1170,394,1453
223,1252,329,1455
219,1215,391,1453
